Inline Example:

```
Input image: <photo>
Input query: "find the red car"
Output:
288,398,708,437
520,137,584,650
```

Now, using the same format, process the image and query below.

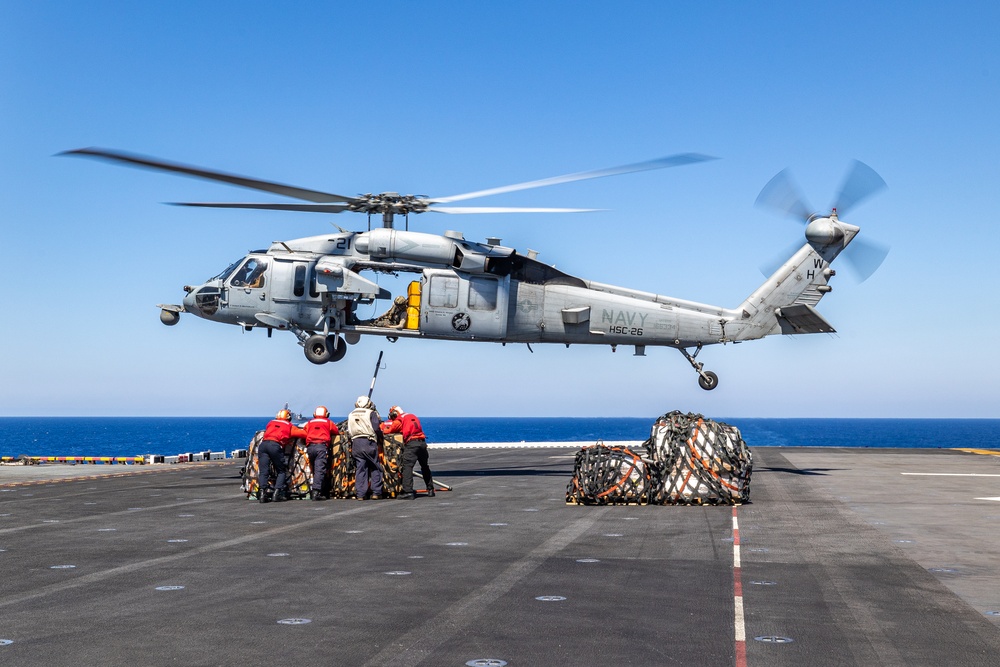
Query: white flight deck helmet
314,406,329,418
355,396,373,409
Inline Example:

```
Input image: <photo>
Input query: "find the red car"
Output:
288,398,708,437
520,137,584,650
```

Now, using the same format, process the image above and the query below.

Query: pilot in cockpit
232,258,267,288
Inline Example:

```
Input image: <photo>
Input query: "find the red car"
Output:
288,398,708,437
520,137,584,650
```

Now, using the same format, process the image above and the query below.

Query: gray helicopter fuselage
177,223,852,353
67,147,880,390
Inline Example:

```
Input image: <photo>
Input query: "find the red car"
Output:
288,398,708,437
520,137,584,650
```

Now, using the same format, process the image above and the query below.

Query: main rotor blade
61,147,357,204
428,206,602,214
755,168,813,223
833,160,886,217
843,236,889,282
171,202,351,213
429,153,717,204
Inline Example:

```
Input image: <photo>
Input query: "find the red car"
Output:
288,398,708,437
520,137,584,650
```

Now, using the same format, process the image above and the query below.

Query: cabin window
308,265,320,298
293,265,306,297
230,258,267,288
429,276,459,308
468,276,498,311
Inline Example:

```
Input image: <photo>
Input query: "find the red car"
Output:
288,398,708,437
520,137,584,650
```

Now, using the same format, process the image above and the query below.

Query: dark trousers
401,439,432,494
257,440,288,495
306,443,330,494
352,438,382,498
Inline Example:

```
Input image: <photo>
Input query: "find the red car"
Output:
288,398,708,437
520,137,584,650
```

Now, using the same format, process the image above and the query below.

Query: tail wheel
304,334,332,364
698,371,719,391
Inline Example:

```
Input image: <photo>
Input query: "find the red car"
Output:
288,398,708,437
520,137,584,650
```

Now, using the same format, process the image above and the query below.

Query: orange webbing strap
595,447,640,499
687,419,740,493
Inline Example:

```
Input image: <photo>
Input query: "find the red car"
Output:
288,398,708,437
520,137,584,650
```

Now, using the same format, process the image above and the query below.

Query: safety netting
566,411,753,506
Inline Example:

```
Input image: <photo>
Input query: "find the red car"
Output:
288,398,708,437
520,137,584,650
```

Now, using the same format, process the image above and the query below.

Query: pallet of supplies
241,430,313,500
379,433,405,498
646,411,752,505
566,443,652,505
327,422,357,499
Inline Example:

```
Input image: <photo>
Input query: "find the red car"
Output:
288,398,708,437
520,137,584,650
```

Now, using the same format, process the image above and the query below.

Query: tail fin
731,223,858,341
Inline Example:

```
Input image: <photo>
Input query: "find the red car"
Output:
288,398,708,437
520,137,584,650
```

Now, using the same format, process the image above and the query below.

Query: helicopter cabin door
420,269,508,340
268,257,321,323
225,254,270,325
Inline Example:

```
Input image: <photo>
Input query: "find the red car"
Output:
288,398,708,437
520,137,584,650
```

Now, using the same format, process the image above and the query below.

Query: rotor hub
804,216,845,246
349,193,429,216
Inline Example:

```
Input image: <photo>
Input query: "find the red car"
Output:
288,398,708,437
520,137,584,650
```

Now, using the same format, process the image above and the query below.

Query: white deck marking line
901,473,1000,477
975,497,1000,502
733,507,747,667
735,595,746,642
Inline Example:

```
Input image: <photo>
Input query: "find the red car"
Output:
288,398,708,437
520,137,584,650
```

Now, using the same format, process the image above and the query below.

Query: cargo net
565,443,653,506
327,421,356,499
645,411,752,505
241,427,405,500
241,431,312,499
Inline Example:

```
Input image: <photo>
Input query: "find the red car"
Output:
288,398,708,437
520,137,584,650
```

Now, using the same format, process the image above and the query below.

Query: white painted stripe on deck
732,506,747,667
901,473,1000,477
975,497,1000,502
734,595,746,642
428,441,644,450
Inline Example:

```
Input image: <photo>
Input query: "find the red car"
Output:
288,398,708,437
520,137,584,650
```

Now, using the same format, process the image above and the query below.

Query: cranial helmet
314,406,329,418
355,396,373,409
388,405,403,420
276,409,291,420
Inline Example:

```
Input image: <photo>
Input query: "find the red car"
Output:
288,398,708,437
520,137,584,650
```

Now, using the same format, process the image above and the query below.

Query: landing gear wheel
698,371,719,391
327,335,347,362
304,334,332,365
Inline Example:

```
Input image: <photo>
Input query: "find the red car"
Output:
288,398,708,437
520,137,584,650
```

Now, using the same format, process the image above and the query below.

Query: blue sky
2,1,998,418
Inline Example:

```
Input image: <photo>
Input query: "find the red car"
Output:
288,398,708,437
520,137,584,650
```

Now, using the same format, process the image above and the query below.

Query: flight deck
2,446,999,666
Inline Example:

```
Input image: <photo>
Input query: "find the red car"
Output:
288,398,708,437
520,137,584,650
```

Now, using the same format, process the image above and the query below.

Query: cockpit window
230,257,268,288
211,259,243,283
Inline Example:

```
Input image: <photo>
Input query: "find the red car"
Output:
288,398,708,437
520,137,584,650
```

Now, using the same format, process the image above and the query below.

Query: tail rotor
755,160,889,282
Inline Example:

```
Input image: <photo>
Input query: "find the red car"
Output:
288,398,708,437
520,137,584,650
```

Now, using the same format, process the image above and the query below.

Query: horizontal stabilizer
774,304,836,335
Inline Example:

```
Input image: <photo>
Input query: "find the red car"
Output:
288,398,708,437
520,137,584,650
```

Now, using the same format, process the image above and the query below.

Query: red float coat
305,418,338,445
263,419,306,445
380,412,426,443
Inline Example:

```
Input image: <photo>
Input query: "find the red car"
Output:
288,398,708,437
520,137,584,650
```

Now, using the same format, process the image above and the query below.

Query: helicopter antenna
367,350,385,400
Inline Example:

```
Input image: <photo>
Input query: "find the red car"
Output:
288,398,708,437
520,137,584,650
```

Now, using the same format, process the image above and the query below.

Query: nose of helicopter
182,284,221,317
182,286,198,312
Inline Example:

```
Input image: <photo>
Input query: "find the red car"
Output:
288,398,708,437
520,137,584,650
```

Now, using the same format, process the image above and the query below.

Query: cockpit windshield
230,257,268,288
211,258,244,283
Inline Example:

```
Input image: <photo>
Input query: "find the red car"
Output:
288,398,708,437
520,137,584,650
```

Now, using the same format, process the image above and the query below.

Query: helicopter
63,148,887,390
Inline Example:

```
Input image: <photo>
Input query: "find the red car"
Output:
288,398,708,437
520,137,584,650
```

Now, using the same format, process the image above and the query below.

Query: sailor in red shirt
304,406,338,501
257,409,306,503
381,406,434,500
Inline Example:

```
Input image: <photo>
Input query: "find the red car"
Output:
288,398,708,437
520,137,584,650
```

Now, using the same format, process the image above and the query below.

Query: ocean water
1,417,998,458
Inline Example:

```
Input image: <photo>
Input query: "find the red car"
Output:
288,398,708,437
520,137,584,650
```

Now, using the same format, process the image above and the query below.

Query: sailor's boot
425,486,435,498
258,488,272,504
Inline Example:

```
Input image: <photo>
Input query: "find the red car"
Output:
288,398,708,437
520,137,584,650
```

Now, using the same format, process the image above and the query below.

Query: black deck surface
2,446,1000,666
